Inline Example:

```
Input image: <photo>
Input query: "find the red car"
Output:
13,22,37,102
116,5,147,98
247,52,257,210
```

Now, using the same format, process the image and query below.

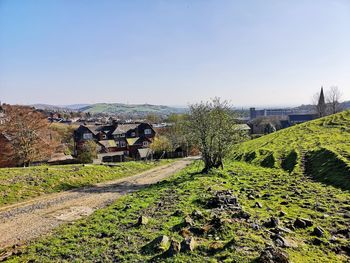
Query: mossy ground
0,160,171,207
7,161,350,262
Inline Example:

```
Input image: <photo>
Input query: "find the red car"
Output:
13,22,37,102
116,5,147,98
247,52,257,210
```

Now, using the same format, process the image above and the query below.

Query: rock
293,218,312,229
146,235,170,252
166,240,181,256
279,211,287,217
191,210,204,219
233,210,251,220
173,210,184,217
271,226,293,235
312,226,325,237
252,222,260,231
280,201,289,205
181,237,196,252
263,217,279,228
184,216,194,227
258,245,290,263
312,237,326,246
254,202,263,208
137,216,149,226
248,194,255,200
123,204,131,211
207,190,240,210
271,234,291,248
262,193,271,199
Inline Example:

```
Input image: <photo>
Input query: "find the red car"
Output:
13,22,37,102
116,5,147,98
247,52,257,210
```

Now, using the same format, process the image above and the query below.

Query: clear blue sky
0,0,349,107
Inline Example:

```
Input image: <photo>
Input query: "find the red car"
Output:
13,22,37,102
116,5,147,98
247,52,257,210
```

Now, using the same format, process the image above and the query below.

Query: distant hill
32,103,186,116
232,110,350,189
79,103,187,115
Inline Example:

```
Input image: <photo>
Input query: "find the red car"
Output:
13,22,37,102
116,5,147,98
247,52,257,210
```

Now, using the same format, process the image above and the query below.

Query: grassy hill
231,110,350,189
80,103,186,115
5,111,350,262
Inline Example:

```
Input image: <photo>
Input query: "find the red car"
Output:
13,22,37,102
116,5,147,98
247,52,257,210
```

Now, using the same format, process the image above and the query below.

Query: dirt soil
0,158,194,251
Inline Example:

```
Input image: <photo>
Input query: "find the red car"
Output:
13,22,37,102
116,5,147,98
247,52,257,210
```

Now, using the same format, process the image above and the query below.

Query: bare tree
326,86,343,114
0,105,58,166
186,98,247,173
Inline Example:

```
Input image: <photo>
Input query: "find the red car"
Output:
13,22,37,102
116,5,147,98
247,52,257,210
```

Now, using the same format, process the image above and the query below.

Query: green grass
231,110,350,188
0,160,171,207
7,161,350,262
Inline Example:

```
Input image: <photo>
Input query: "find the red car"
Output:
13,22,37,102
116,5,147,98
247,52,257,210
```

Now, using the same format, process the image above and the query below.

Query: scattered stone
184,216,194,227
181,237,196,252
207,190,240,210
145,235,169,252
191,210,204,219
254,202,263,208
312,237,326,246
263,217,279,228
248,194,255,200
312,226,325,237
233,210,251,220
179,228,192,238
293,218,313,229
137,216,149,226
166,240,181,256
257,245,290,263
262,193,271,199
252,222,260,231
271,234,291,248
123,204,131,211
279,211,287,217
173,210,184,217
271,226,293,235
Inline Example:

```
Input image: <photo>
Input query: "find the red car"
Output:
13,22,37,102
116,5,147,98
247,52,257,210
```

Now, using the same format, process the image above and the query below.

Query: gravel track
0,159,193,251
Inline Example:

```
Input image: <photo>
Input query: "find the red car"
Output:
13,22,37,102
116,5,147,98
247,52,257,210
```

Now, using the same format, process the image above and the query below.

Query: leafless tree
326,86,343,114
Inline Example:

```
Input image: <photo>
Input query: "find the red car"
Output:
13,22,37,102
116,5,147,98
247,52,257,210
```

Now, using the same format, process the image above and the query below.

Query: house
73,122,156,161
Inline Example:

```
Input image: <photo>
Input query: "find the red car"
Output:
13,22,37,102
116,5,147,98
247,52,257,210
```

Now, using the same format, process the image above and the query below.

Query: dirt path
0,158,194,251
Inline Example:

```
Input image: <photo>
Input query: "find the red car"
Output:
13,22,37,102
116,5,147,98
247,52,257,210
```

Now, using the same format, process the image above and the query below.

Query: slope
231,110,350,189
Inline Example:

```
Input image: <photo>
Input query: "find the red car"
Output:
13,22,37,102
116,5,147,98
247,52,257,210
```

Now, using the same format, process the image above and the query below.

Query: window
115,141,120,147
114,134,120,139
143,141,149,147
83,133,93,140
120,133,125,137
131,132,136,137
102,134,107,139
144,128,152,135
120,141,126,147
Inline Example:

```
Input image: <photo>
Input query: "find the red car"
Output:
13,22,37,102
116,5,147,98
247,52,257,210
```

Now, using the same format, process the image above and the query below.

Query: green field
5,111,350,262
0,161,170,207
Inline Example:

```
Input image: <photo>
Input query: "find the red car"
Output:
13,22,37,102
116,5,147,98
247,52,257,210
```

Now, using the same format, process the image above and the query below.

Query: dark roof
112,124,139,135
288,114,317,122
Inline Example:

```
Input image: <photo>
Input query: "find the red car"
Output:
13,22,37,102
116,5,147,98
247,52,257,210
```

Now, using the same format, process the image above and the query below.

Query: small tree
150,135,172,155
0,105,58,166
77,140,97,163
186,98,247,173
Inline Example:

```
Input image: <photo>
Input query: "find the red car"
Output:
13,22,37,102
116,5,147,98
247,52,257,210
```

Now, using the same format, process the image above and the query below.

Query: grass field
0,160,171,207
6,161,350,262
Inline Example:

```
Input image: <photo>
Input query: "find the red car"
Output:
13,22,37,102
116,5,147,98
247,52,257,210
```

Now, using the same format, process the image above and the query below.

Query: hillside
79,103,186,115
231,110,350,189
